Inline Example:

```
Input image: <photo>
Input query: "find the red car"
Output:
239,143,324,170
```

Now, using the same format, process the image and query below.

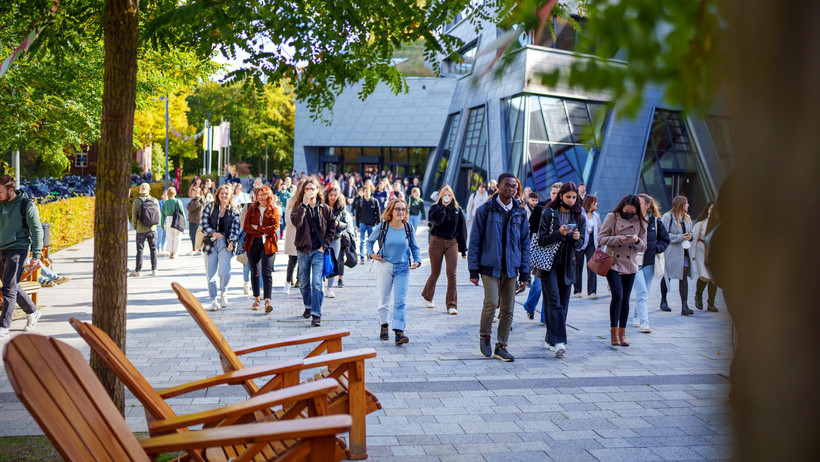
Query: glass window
429,113,462,195
705,115,735,175
342,147,360,165
502,95,527,177
362,147,382,159
450,41,477,74
391,147,408,163
454,106,488,203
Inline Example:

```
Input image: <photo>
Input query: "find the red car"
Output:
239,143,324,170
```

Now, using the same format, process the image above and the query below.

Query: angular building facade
293,15,734,215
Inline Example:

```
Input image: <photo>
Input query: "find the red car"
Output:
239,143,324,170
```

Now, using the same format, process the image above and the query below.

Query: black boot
694,297,704,310
660,300,671,312
681,303,694,316
707,303,719,312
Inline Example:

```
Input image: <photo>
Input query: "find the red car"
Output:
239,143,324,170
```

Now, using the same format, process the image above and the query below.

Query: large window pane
429,113,461,195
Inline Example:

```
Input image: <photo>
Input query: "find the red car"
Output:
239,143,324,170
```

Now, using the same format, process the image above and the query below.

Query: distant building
67,143,152,177
294,12,733,215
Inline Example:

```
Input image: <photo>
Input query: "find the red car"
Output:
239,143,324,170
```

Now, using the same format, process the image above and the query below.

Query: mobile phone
625,234,636,238
565,224,577,230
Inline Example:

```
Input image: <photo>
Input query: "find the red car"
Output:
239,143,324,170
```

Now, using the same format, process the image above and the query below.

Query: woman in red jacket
243,186,280,313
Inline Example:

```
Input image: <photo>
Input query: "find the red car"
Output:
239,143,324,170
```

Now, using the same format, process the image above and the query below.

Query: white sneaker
447,306,458,315
24,310,42,332
639,323,652,333
283,282,291,295
555,343,566,358
424,299,435,309
220,293,228,308
0,328,8,341
574,293,582,298
325,288,336,298
152,270,158,277
209,299,219,312
129,271,141,277
632,318,640,328
243,283,249,295
544,341,553,350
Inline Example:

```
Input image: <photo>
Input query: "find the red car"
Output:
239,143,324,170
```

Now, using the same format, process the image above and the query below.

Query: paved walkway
0,227,735,461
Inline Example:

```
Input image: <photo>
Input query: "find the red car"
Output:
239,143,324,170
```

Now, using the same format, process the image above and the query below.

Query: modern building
293,13,734,215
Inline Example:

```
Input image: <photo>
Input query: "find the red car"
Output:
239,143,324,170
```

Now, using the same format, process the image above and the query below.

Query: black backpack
138,196,160,227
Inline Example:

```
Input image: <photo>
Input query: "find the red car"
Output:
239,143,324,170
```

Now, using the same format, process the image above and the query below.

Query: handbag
170,210,186,232
236,253,249,265
530,209,560,272
654,252,665,278
305,206,336,278
194,226,205,249
587,247,614,276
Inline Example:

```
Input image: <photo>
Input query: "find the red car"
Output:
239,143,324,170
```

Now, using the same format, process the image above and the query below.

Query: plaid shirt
200,202,241,255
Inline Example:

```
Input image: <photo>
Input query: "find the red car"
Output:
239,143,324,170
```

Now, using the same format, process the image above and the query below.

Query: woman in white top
691,201,718,312
464,182,489,227
574,194,602,298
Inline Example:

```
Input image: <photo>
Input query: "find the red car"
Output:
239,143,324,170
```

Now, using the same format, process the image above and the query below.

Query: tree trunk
724,0,820,459
92,0,139,414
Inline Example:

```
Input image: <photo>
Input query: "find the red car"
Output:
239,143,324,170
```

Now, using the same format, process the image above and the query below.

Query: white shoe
152,270,158,277
639,323,652,333
220,293,228,308
209,299,219,312
129,271,141,277
544,341,553,350
632,318,640,328
0,328,8,341
574,293,582,298
447,306,458,315
424,299,435,309
243,283,249,295
325,288,336,298
283,282,291,295
24,310,42,331
555,343,566,358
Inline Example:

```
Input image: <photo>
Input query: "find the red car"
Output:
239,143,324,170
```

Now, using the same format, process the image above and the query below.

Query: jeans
134,231,157,272
204,238,232,301
632,264,655,325
479,275,517,347
157,225,167,251
573,245,597,295
38,265,58,284
408,214,421,231
522,277,547,324
247,238,275,299
606,270,636,328
359,223,375,258
298,250,325,316
541,267,572,345
189,222,199,251
327,238,345,286
374,261,410,331
0,249,37,329
421,236,458,308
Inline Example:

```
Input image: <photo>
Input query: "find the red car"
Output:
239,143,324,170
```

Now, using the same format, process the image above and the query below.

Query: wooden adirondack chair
69,318,353,461
3,334,352,462
171,282,381,460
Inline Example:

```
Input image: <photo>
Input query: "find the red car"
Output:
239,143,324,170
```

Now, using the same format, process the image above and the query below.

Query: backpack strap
377,221,389,255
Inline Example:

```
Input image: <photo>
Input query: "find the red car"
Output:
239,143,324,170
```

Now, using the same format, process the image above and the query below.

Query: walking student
536,182,585,358
522,182,562,321
692,201,719,312
0,175,44,341
407,187,426,231
469,173,530,362
422,185,467,314
354,180,381,263
129,183,160,277
161,186,186,259
574,195,602,298
632,194,670,333
291,178,336,327
324,184,354,294
660,196,695,315
598,195,647,347
283,183,301,294
157,189,168,255
243,186,280,313
200,185,241,311
367,199,422,345
187,184,205,255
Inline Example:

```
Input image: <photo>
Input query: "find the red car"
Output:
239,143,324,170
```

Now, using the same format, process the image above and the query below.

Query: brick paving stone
589,447,664,461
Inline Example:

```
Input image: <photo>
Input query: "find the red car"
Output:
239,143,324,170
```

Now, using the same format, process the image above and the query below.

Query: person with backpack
469,173,530,362
354,180,381,264
129,183,160,277
421,185,467,314
160,187,186,259
367,199,421,345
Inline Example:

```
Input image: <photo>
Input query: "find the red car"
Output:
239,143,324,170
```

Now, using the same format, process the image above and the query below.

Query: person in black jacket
353,181,381,263
536,182,585,359
631,194,670,333
421,185,467,314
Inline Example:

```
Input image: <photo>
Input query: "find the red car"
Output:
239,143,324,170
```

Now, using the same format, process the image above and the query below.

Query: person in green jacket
161,186,186,259
407,187,426,231
130,183,160,277
0,174,44,340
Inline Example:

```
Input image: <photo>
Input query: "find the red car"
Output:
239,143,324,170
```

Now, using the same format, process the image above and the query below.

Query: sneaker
325,288,336,298
639,323,652,333
515,286,526,295
526,311,534,320
337,280,345,288
220,293,228,308
380,324,389,341
55,275,71,285
243,283,249,295
129,271,141,277
424,298,435,309
632,318,640,328
394,331,409,345
251,300,260,311
447,306,458,315
493,345,515,362
479,336,492,357
555,343,566,359
208,299,219,312
151,270,158,277
292,281,301,289
574,292,582,298
302,308,312,319
24,310,42,332
311,315,322,327
169,254,176,260
265,303,273,314
493,316,498,323
588,293,598,299
0,328,8,341
42,280,56,287
544,341,553,350
360,258,365,265
283,282,291,295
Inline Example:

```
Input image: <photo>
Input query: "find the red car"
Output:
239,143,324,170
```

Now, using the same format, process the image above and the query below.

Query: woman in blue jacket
632,194,670,333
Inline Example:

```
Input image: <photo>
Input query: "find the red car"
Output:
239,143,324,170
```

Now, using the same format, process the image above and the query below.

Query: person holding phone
598,195,647,347
660,196,695,315
367,199,421,345
536,182,585,358
422,185,468,315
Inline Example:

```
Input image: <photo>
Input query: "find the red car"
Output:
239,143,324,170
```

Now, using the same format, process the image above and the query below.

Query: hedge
36,196,96,253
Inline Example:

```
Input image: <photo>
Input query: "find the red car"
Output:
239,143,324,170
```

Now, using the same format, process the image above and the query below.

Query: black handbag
170,210,186,232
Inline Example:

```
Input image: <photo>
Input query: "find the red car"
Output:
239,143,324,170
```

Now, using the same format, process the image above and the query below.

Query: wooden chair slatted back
3,334,150,462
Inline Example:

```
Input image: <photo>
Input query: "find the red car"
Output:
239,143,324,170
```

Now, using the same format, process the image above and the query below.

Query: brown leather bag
587,247,614,276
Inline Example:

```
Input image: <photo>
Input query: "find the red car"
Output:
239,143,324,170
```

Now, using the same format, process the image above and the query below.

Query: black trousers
247,238,274,299
135,231,157,272
573,246,597,295
286,255,298,284
606,270,636,328
0,249,37,328
661,266,690,304
541,265,572,345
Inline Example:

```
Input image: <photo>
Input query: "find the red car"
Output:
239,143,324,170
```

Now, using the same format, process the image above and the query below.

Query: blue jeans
204,238,232,300
156,225,167,251
374,261,410,331
632,264,655,325
298,250,325,317
408,214,421,231
359,223,375,257
522,276,547,324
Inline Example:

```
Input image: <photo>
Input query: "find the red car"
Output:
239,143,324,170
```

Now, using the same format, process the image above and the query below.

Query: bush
36,196,96,252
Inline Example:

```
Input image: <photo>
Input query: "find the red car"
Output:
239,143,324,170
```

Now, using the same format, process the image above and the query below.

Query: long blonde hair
435,184,460,208
214,184,237,211
638,194,662,218
670,196,691,224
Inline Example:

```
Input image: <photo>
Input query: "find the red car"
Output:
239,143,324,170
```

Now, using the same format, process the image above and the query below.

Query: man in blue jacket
469,172,530,362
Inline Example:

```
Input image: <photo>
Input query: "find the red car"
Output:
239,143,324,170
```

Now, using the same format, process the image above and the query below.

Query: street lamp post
203,113,211,177
265,141,268,180
163,94,170,190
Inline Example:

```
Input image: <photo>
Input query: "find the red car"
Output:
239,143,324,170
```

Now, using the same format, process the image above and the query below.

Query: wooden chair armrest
140,415,353,455
301,348,378,371
149,378,340,433
233,329,350,355
157,358,304,398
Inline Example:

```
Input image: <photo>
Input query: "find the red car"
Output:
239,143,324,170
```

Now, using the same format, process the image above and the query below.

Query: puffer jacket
468,194,530,281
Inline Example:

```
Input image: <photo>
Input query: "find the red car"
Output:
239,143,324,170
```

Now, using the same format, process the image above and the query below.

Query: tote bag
529,209,561,272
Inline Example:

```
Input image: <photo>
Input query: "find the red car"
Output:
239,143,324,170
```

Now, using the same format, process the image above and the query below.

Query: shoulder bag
530,209,561,272
587,214,614,276
653,218,665,278
170,200,186,232
306,205,336,278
